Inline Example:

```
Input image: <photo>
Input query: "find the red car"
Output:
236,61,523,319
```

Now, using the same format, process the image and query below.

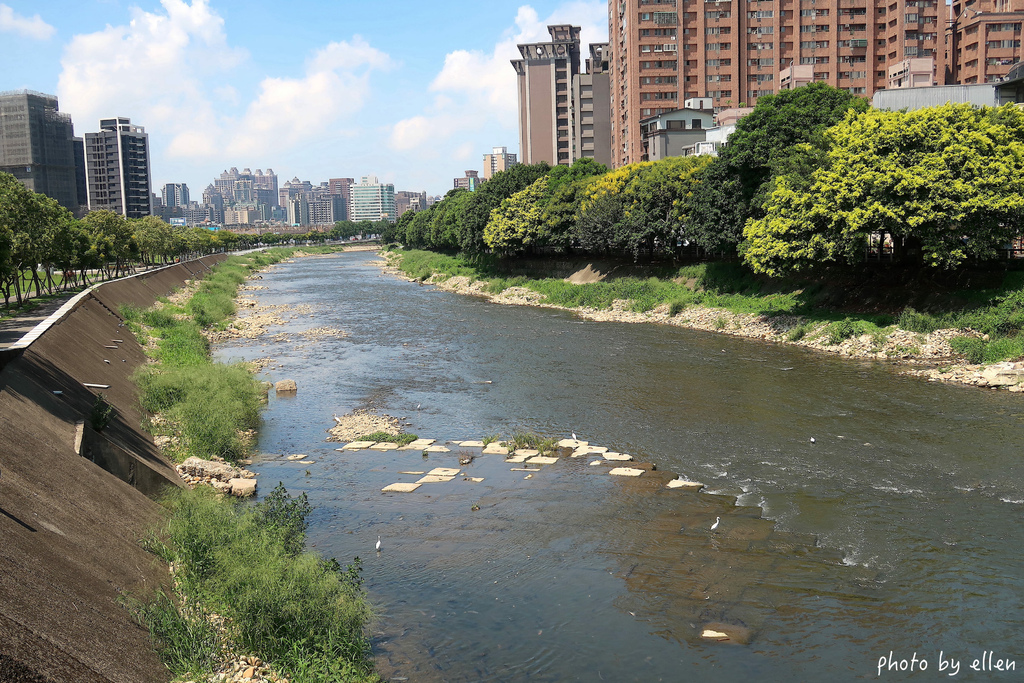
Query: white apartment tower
84,117,152,218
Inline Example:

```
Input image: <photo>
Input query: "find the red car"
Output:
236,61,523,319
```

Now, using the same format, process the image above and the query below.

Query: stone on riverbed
428,467,460,477
382,482,421,493
424,445,450,452
459,440,485,447
339,441,375,450
416,475,455,483
526,456,558,465
180,456,240,480
274,379,297,393
667,478,704,490
609,467,645,477
514,449,540,457
505,454,528,463
602,452,633,462
369,442,400,451
286,454,306,461
557,439,588,448
699,623,752,644
229,478,257,497
483,442,510,454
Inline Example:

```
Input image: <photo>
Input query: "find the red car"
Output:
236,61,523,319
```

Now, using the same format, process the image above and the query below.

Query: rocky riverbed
377,253,1016,392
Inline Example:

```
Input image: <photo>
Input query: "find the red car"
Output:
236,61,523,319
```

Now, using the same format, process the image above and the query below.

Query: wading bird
376,535,382,552
710,517,720,531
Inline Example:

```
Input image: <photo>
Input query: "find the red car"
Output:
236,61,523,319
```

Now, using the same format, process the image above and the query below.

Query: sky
0,0,609,198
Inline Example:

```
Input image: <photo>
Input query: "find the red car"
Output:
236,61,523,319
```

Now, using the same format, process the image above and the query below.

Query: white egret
710,517,721,531
375,535,382,552
572,432,577,441
810,437,816,443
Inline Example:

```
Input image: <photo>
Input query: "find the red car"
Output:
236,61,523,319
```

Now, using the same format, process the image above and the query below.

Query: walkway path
0,292,82,349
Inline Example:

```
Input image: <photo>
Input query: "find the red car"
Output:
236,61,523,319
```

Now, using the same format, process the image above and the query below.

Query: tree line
0,171,390,307
384,83,1024,276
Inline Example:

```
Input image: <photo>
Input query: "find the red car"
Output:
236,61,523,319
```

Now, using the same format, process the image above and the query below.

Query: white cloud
0,3,56,40
226,37,393,157
389,2,608,159
57,1,392,178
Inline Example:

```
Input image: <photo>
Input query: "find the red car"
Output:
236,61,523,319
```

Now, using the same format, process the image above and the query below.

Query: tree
621,156,711,260
484,177,549,256
82,210,138,278
133,215,176,264
456,162,551,253
743,103,1024,275
683,83,869,254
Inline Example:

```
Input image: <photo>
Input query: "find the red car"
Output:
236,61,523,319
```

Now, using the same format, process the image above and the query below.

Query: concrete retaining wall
0,253,231,683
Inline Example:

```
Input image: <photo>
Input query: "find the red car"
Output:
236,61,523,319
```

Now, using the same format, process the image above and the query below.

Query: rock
179,456,240,482
242,667,255,680
382,482,421,493
211,480,232,493
608,467,645,477
427,467,460,477
667,478,704,490
230,478,257,497
275,379,297,393
526,456,558,465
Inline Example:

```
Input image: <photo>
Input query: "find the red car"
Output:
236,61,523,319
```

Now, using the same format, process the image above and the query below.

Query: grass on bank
388,248,1024,364
356,431,418,446
123,248,379,682
126,485,377,683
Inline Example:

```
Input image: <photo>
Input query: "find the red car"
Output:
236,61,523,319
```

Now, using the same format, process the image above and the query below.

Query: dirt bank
378,253,1004,391
0,254,229,683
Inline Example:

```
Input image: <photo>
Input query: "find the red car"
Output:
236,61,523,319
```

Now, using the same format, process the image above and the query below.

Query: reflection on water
215,252,1024,681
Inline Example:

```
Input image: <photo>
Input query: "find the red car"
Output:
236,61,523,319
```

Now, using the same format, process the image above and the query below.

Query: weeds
129,486,377,683
356,432,418,446
89,393,114,431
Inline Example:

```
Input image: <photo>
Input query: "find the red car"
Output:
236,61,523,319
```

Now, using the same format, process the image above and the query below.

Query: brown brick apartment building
609,0,1023,167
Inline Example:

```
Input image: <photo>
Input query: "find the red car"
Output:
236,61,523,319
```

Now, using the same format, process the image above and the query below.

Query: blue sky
0,0,607,198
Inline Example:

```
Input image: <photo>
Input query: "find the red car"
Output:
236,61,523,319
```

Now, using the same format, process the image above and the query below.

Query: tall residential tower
84,117,152,218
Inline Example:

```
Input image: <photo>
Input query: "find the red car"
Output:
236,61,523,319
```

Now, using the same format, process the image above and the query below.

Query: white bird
710,517,721,531
810,437,816,443
375,535,382,552
572,432,577,441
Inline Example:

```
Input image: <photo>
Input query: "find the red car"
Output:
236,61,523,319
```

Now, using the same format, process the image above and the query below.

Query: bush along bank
381,249,1024,391
122,248,380,682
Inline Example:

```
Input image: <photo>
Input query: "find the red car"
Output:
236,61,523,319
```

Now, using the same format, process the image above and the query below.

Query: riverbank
123,246,379,683
378,250,1024,391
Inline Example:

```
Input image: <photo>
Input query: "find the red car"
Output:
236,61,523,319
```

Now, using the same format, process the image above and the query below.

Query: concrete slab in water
558,439,588,448
526,456,559,465
416,475,455,484
667,479,704,490
370,442,399,451
505,454,528,463
466,477,484,483
298,460,315,464
340,441,375,450
382,482,421,493
409,439,435,446
609,467,645,477
514,448,540,456
428,467,460,477
459,440,485,447
482,443,509,454
603,452,633,462
589,460,603,466
398,471,425,475
424,445,450,452
286,454,307,460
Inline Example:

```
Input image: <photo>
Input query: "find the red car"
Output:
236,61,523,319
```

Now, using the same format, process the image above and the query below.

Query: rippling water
214,251,1024,681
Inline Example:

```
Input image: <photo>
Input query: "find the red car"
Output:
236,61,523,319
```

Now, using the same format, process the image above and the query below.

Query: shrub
826,318,856,345
356,432,417,446
89,393,114,431
897,307,939,334
786,324,808,342
951,336,986,364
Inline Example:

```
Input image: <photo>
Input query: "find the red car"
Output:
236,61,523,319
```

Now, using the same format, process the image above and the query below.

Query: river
213,251,1024,682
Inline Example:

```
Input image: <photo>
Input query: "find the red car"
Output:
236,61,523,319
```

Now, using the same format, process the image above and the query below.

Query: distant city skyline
0,0,608,196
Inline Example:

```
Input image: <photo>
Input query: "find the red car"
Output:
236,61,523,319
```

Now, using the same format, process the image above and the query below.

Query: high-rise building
607,0,961,167
395,190,428,216
512,25,583,166
947,0,1024,85
573,43,613,168
84,117,152,218
162,183,190,208
454,170,482,191
350,175,396,222
482,147,518,180
0,90,82,212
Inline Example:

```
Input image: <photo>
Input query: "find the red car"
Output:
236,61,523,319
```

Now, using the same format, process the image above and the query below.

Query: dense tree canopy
682,83,870,254
743,103,1024,275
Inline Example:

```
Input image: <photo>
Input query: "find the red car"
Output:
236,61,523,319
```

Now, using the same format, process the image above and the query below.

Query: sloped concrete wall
0,254,230,682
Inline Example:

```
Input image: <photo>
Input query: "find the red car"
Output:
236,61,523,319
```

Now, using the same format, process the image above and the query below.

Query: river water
214,251,1024,682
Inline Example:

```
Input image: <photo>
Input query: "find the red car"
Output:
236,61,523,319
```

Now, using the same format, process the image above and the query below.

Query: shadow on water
215,252,1024,682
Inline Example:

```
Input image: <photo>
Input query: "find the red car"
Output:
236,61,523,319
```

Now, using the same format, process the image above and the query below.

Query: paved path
0,291,83,349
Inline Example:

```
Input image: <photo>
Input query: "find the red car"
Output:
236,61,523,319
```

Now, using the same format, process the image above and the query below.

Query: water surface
215,252,1024,681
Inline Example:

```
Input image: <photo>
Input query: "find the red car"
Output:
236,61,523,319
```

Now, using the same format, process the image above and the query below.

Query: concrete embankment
0,255,228,683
